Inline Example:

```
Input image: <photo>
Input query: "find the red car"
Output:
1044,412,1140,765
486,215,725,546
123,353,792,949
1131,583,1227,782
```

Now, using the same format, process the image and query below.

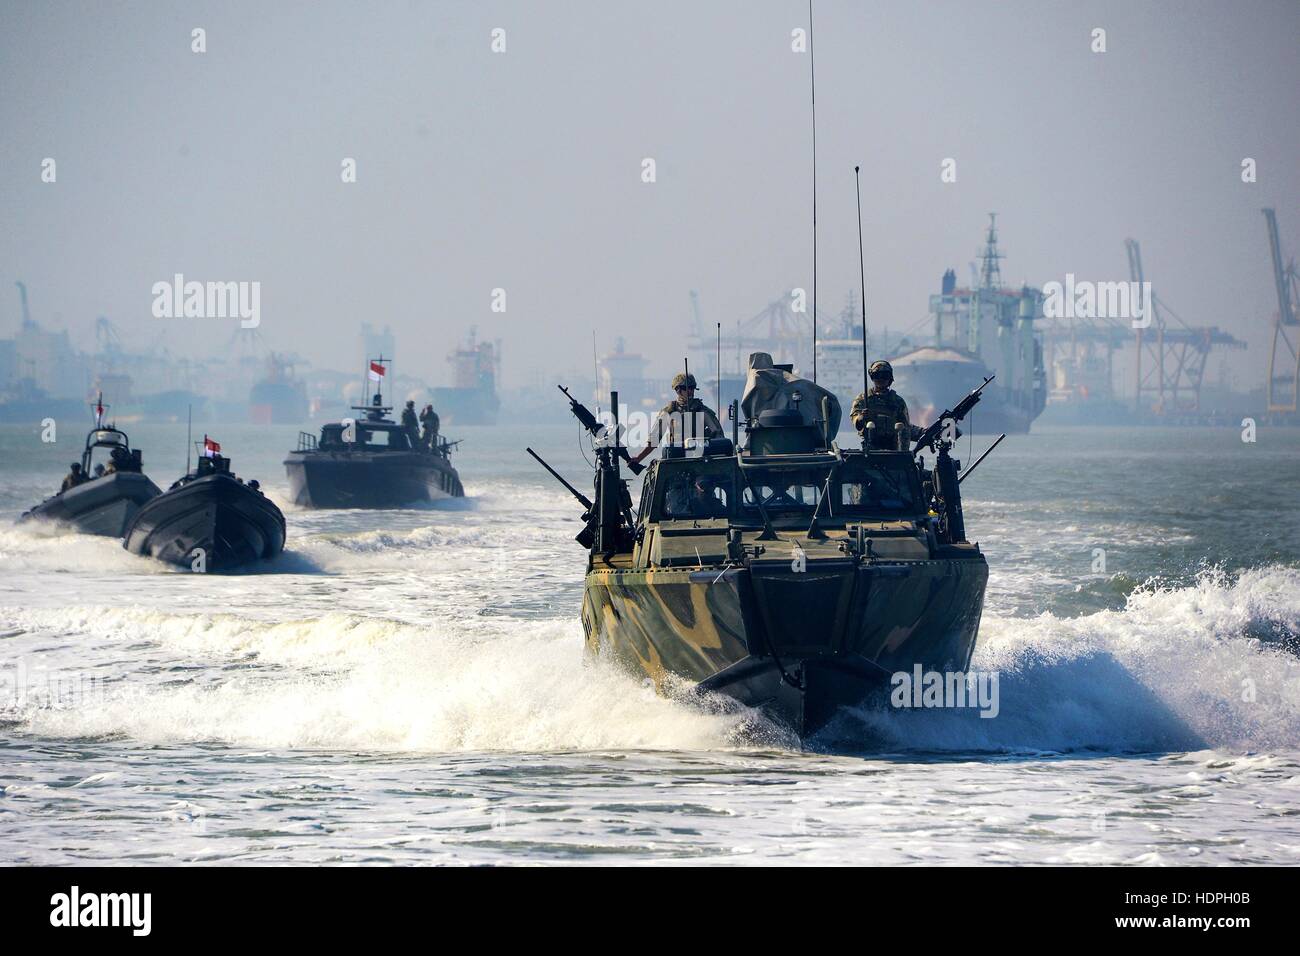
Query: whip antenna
855,165,869,404
716,322,721,409
808,0,818,383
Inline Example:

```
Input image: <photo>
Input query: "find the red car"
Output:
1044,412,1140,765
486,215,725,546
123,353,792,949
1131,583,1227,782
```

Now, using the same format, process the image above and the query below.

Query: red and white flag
94,398,105,426
203,436,221,458
368,361,386,382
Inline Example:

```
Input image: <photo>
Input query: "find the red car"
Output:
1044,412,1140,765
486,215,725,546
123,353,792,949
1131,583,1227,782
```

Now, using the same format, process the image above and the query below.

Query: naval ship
284,356,464,508
532,353,992,737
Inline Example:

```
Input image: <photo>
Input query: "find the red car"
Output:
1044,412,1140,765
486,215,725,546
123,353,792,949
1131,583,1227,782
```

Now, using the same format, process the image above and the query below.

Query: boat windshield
357,426,410,449
317,423,411,450
82,429,138,476
648,455,923,523
738,457,922,521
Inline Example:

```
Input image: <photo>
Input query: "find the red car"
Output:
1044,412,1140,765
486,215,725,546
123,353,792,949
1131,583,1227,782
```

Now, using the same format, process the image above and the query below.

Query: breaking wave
7,608,774,752
843,565,1300,753
5,566,1298,756
0,526,168,574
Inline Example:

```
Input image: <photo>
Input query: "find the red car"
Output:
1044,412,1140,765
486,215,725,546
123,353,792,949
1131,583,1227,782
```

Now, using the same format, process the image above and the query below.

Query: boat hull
18,472,162,537
429,386,498,426
582,553,988,737
284,451,464,509
123,474,286,571
892,351,1041,434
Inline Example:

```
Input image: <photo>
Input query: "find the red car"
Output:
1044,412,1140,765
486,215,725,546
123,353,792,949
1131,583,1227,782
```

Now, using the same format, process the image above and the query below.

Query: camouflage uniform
655,397,723,447
631,372,725,469
60,464,86,492
401,402,420,447
851,387,922,450
419,405,439,451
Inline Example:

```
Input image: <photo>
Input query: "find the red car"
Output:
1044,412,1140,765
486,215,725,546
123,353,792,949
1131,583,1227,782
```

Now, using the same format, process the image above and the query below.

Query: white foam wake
10,608,762,752
6,565,1298,755
0,526,166,574
849,566,1300,753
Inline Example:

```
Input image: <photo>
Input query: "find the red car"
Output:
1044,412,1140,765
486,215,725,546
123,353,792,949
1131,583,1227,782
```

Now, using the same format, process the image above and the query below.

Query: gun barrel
911,374,996,455
556,384,645,475
958,432,1006,484
526,447,593,510
952,374,995,418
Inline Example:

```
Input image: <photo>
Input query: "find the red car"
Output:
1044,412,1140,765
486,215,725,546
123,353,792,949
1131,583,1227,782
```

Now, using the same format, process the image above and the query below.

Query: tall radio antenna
808,0,818,383
855,166,869,404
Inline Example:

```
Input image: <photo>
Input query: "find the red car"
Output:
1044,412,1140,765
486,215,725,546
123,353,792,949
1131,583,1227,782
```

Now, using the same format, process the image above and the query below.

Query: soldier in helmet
851,360,923,451
419,403,440,452
630,372,723,465
401,400,420,447
103,446,133,475
60,462,87,492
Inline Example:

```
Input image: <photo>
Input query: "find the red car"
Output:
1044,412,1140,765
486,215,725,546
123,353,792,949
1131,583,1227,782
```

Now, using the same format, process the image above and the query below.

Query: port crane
1040,240,1246,416
1263,208,1299,416
1126,238,1245,416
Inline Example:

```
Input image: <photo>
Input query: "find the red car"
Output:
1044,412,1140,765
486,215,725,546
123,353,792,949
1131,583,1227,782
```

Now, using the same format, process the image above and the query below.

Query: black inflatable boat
19,423,161,537
123,451,285,572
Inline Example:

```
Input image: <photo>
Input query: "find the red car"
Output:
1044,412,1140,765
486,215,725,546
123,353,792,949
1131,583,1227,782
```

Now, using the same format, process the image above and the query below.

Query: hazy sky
1,0,1297,390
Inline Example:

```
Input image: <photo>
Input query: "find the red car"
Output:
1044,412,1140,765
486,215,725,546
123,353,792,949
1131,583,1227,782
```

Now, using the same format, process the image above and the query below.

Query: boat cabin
639,451,925,528
312,419,416,452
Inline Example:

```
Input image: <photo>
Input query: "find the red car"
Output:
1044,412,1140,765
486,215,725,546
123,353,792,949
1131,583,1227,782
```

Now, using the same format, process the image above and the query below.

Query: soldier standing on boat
630,372,723,465
850,360,924,451
419,403,440,452
401,400,420,447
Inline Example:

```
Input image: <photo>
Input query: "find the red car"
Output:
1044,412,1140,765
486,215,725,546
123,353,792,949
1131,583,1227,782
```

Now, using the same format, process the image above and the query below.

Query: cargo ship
814,294,869,429
890,216,1047,434
429,329,500,426
249,353,308,424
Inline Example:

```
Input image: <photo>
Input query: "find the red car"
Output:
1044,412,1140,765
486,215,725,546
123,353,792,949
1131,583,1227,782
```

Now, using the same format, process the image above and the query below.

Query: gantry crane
1263,208,1299,415
1126,238,1245,416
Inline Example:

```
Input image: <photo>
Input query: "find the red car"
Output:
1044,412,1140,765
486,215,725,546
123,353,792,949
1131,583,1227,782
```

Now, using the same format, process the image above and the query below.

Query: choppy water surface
1,422,1298,864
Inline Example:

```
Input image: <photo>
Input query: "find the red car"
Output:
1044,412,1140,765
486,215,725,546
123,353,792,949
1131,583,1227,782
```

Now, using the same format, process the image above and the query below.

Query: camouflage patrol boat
534,355,994,738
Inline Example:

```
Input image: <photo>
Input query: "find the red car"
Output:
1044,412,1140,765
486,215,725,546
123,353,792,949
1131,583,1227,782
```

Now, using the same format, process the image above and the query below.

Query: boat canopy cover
740,351,841,434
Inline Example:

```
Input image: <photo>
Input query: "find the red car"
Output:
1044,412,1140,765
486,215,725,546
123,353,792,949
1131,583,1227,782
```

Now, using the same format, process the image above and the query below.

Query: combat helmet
671,372,697,391
868,360,893,382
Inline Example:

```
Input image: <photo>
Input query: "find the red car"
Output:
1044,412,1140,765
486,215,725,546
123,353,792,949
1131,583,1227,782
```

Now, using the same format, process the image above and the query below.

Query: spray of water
5,566,1297,755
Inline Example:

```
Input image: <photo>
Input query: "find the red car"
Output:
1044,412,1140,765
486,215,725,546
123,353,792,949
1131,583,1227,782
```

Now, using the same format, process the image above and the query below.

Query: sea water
1,422,1297,864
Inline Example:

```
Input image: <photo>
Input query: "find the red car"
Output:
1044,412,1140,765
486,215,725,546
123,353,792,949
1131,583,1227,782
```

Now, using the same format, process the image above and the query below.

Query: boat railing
296,431,318,452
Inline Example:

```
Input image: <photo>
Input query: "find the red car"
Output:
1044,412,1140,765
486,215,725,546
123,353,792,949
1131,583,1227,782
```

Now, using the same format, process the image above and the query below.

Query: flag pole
186,405,192,475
